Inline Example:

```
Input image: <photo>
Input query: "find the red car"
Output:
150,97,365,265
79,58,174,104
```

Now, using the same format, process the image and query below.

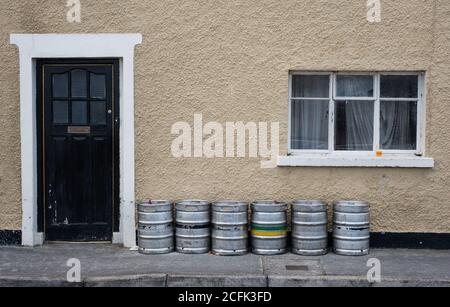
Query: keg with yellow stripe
251,201,288,255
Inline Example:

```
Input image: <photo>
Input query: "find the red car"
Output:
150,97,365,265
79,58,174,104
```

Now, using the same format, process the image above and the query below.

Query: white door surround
10,34,142,247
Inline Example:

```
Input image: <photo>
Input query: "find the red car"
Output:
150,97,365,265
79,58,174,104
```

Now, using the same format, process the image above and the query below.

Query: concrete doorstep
0,244,449,287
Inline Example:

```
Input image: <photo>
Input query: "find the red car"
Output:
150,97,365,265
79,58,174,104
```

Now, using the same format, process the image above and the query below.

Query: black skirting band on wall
370,232,450,250
1,230,449,249
0,230,21,245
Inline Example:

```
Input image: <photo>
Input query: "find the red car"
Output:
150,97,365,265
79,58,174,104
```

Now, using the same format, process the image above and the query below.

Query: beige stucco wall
1,0,449,233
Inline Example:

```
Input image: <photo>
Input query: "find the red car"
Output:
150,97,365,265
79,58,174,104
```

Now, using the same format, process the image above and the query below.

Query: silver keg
292,200,328,256
251,201,288,255
175,200,211,254
138,200,174,255
333,201,370,256
212,201,248,256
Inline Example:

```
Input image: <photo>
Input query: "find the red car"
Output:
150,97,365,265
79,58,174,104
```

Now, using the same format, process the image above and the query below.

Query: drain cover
285,265,309,271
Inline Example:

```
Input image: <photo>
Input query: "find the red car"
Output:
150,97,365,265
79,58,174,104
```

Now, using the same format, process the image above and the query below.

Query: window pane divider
288,73,292,153
291,97,330,100
417,73,425,155
328,74,334,152
333,96,376,101
374,74,381,151
380,98,419,102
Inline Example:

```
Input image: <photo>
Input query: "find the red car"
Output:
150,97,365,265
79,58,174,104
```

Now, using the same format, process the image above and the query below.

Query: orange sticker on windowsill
376,151,383,157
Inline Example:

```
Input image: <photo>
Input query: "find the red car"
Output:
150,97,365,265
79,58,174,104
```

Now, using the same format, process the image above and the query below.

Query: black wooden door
39,61,119,241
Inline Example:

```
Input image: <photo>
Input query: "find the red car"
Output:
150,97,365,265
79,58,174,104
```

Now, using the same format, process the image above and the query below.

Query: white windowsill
277,154,434,168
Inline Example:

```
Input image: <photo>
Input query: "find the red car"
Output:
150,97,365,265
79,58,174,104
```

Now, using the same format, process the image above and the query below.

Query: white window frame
281,71,434,168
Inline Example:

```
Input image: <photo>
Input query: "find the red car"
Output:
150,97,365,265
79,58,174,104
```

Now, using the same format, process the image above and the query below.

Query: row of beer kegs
137,200,370,257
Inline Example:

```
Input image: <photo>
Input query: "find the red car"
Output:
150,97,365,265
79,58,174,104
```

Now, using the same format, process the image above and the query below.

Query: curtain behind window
335,101,374,151
381,101,417,150
335,75,374,151
291,99,328,150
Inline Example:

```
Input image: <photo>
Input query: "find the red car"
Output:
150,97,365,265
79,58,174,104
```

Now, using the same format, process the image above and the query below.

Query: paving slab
167,274,267,288
320,249,450,280
84,274,167,287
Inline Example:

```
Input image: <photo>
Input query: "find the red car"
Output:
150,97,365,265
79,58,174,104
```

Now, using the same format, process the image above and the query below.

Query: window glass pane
72,101,87,124
336,75,374,97
90,74,106,99
335,101,374,151
71,70,87,98
380,101,417,150
291,75,330,98
90,101,106,125
291,99,329,150
52,73,69,98
53,100,69,124
381,75,418,98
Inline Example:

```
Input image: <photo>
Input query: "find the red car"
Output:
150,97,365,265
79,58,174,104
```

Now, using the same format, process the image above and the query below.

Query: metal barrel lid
175,200,211,211
251,200,287,212
138,200,173,212
212,201,248,212
292,200,327,212
333,201,369,213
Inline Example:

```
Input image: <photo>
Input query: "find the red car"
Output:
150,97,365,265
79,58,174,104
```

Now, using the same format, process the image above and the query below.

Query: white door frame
10,34,142,247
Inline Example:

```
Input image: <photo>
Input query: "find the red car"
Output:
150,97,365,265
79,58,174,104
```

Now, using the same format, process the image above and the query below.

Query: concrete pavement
0,243,449,287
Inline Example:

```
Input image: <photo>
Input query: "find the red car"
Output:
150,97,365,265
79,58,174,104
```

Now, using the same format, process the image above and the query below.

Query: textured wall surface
1,0,449,233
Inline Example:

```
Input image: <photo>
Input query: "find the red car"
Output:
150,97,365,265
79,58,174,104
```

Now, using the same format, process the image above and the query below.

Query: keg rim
292,200,327,212
175,200,211,212
251,200,288,212
176,199,211,206
140,199,173,205
333,201,370,213
334,200,369,206
252,200,287,205
292,200,326,205
175,199,211,207
213,200,248,205
138,200,173,212
213,201,248,212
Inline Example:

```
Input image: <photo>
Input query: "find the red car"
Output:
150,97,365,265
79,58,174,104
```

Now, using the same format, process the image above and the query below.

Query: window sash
333,73,377,100
289,72,423,155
